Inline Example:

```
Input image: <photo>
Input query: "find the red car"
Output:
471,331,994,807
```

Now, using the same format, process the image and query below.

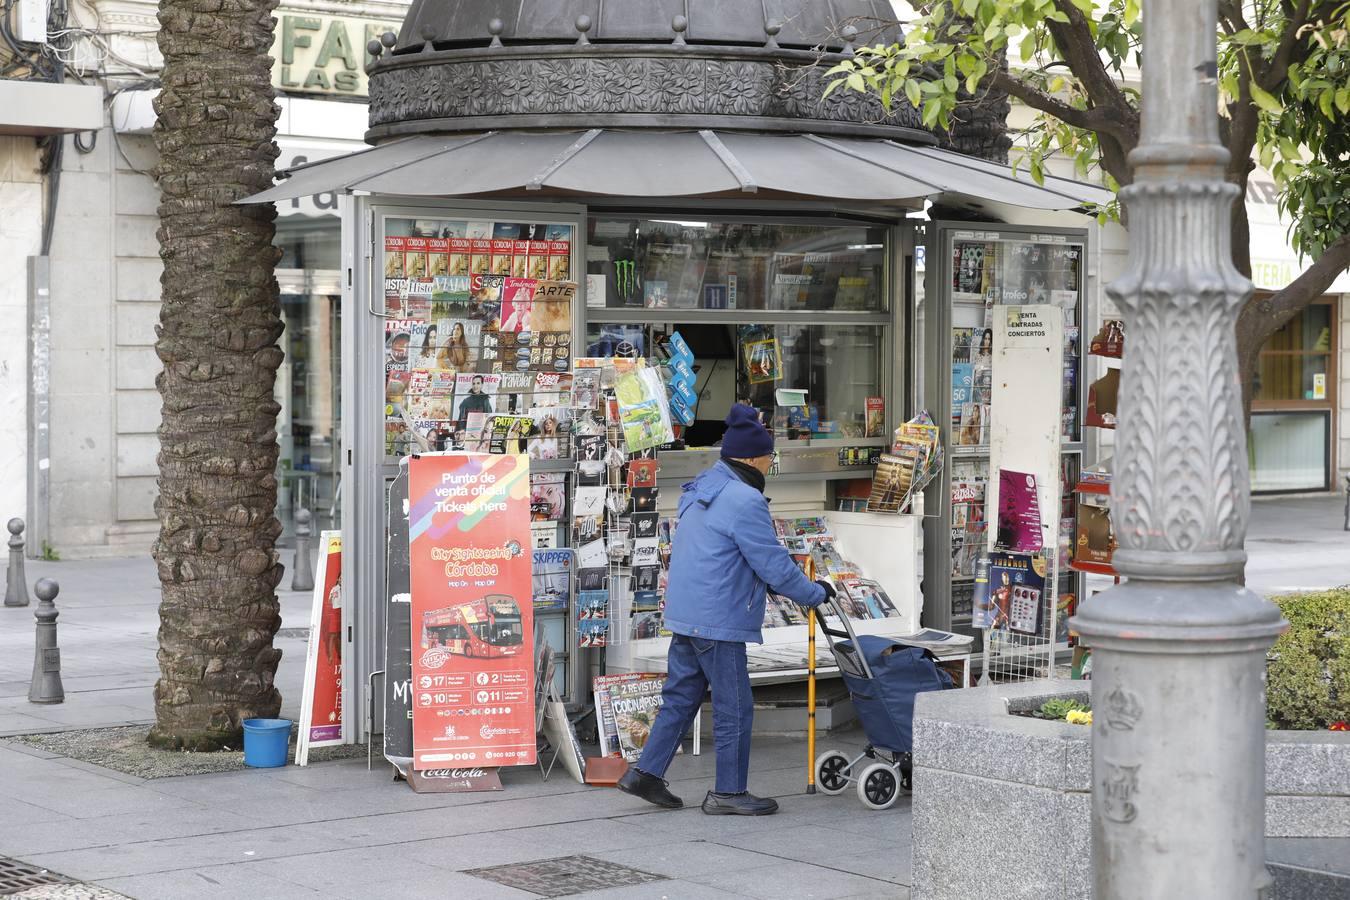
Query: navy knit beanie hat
720,403,775,459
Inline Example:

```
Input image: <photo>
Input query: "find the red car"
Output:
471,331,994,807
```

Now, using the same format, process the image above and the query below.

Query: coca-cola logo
479,724,512,739
419,647,452,670
423,767,486,779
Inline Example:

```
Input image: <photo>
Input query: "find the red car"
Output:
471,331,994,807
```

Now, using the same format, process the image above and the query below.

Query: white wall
0,137,41,526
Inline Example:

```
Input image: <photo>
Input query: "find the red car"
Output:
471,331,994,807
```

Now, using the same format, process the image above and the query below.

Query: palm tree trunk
150,0,286,751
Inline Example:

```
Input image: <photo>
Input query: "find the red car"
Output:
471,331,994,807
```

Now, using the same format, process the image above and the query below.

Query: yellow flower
1066,709,1093,726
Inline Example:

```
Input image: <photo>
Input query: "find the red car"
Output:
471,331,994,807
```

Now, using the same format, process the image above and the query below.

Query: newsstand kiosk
244,0,1110,753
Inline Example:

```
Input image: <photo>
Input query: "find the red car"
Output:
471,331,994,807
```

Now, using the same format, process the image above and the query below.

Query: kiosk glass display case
922,222,1090,640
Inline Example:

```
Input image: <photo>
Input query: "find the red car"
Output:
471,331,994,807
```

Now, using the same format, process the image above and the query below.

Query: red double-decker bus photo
420,594,524,659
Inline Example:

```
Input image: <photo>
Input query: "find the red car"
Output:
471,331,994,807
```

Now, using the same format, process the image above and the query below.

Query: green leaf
1259,141,1274,170
966,73,981,93
1046,10,1069,23
847,72,864,92
944,74,959,93
1049,75,1066,93
922,98,942,127
1020,31,1036,62
1319,90,1334,118
822,78,845,100
1336,89,1350,115
905,79,922,108
1249,83,1282,114
1123,0,1139,26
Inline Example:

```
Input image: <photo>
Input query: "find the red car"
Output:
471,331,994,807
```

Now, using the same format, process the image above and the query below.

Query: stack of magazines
867,410,944,513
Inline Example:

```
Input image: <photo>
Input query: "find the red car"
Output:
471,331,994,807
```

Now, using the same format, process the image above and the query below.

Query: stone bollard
29,578,63,704
5,518,30,608
291,507,315,592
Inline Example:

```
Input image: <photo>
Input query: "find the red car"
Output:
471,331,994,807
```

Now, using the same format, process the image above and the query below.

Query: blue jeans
635,634,753,794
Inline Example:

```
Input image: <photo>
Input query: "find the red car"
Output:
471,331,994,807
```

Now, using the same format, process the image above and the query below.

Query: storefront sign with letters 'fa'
271,12,401,96
408,454,536,772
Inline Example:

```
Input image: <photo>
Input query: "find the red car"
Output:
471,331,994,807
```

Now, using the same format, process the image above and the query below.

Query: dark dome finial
488,17,504,48
764,19,782,49
380,30,397,49
365,38,383,68
672,14,688,46
841,24,858,56
575,15,592,46
419,25,437,52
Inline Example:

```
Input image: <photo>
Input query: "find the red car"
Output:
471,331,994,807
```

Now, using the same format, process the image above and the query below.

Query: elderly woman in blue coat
618,404,835,816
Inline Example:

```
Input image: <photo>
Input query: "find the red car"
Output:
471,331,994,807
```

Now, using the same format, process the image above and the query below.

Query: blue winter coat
662,460,827,643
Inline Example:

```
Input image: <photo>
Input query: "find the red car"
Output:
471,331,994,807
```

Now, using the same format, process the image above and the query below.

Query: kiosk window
587,218,887,312
584,322,886,444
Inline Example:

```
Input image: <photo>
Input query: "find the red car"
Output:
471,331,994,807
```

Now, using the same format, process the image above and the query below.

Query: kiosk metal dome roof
363,0,927,142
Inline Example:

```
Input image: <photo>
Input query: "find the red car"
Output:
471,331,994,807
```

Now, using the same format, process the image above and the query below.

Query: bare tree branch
1258,0,1313,91
1046,0,1131,113
1250,235,1350,325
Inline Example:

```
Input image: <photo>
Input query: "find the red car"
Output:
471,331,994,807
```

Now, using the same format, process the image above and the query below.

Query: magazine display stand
607,510,972,687
978,306,1066,683
922,223,1088,655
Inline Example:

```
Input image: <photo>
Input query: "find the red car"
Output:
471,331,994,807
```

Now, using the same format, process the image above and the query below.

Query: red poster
408,454,536,770
297,532,344,765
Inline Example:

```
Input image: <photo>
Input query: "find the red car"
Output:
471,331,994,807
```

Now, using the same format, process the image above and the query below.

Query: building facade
1,0,405,557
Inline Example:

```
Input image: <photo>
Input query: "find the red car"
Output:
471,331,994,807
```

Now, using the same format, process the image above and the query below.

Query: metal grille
465,856,665,897
0,857,69,895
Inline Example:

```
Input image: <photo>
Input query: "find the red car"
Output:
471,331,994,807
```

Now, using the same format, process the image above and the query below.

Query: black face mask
723,458,766,493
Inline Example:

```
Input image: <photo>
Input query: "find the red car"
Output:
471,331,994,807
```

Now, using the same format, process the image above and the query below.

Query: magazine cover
455,372,499,425
592,673,649,757
865,397,885,437
609,676,668,762
866,454,912,513
530,472,566,521
531,548,573,611
976,551,1046,635
499,277,537,332
527,406,571,460
841,578,901,620
488,414,532,454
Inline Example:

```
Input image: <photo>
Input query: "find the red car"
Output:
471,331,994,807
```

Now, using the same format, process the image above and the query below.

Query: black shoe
617,768,683,809
701,791,779,816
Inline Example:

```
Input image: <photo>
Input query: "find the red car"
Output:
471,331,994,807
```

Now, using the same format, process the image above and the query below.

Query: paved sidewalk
0,494,1344,899
0,731,907,899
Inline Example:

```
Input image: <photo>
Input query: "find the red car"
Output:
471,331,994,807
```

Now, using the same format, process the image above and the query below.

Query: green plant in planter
1267,588,1350,730
1036,698,1089,721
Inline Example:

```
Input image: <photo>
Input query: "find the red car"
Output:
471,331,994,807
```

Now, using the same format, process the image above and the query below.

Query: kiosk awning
242,129,1113,210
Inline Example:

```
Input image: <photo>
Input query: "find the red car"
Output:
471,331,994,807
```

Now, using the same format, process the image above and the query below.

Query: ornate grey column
1070,1,1286,897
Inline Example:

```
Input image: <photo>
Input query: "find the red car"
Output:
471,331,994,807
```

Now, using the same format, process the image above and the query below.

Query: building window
1249,296,1337,492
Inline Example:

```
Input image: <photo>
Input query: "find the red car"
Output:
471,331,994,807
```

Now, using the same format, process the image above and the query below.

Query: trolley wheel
857,761,900,811
814,751,851,796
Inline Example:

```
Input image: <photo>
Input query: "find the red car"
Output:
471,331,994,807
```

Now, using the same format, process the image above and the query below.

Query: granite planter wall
910,680,1350,900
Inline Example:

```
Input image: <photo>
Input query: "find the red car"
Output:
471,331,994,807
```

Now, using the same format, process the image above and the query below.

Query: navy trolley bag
811,597,955,809
832,634,953,755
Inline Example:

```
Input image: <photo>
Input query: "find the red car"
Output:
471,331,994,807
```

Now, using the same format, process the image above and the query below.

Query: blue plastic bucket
242,718,292,768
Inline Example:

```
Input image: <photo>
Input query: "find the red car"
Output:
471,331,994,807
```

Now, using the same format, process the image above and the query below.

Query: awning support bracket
700,130,758,193
527,128,603,190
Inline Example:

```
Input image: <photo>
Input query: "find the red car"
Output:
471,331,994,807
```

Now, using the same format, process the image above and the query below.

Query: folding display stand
980,305,1066,684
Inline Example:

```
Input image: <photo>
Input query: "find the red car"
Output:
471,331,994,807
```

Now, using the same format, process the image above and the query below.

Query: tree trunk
150,0,285,751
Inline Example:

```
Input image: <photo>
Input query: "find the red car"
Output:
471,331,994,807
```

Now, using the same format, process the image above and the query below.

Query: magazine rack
606,511,972,685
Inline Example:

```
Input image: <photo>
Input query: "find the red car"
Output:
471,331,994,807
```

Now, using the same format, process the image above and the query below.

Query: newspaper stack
867,410,944,514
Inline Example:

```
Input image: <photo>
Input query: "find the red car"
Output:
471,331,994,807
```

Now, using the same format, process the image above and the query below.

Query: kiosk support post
1070,1,1285,896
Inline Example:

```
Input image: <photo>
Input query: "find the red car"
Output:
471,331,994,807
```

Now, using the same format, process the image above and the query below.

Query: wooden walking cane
805,558,817,795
